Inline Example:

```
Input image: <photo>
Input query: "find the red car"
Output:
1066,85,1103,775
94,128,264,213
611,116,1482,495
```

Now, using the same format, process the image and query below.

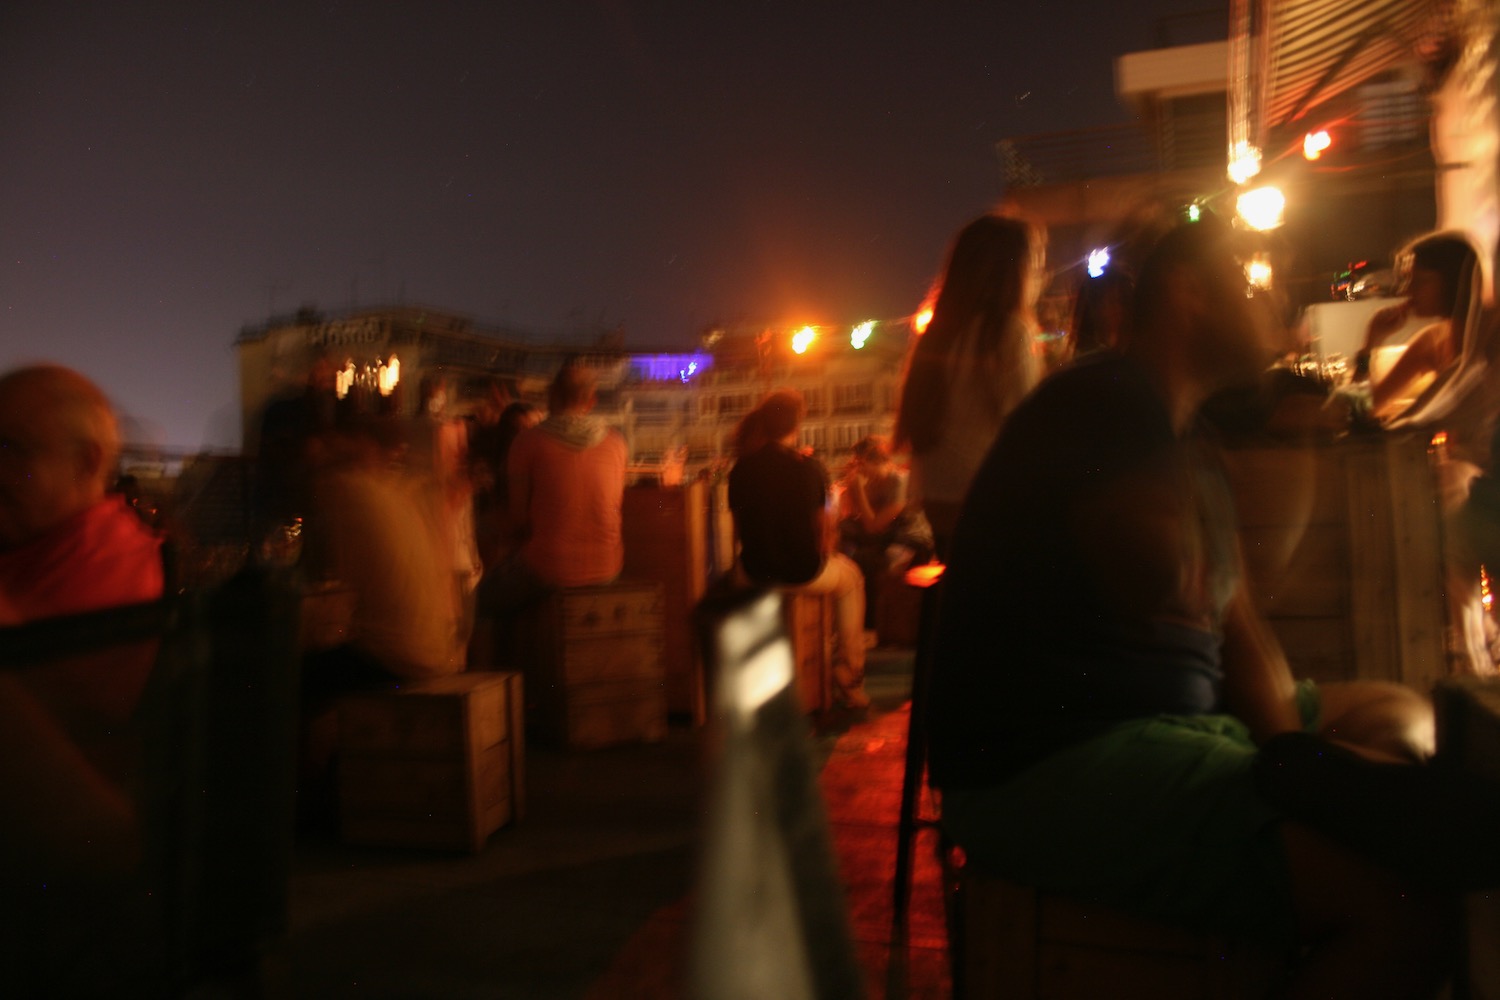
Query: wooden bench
337,671,525,852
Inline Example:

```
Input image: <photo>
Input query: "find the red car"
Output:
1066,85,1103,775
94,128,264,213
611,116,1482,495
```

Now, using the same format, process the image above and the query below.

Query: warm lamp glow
335,360,355,399
377,354,400,396
912,306,934,335
1303,130,1332,160
904,562,946,588
791,326,818,354
1245,255,1273,290
1227,140,1262,184
1236,185,1285,231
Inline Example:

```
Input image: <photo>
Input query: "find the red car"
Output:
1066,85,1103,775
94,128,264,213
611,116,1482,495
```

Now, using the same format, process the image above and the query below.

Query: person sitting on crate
301,416,467,703
929,217,1500,998
727,389,869,709
474,360,628,656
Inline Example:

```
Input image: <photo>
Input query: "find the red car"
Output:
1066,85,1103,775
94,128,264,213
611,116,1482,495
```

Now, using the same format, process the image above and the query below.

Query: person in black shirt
728,389,869,709
933,218,1460,996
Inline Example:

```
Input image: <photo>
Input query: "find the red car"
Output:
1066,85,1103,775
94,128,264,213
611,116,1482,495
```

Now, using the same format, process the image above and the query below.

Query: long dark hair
894,214,1039,455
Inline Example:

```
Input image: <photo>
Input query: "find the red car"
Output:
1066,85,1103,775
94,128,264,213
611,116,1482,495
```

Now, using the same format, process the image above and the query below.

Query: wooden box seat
782,591,835,713
337,671,525,852
519,580,668,749
953,864,1283,999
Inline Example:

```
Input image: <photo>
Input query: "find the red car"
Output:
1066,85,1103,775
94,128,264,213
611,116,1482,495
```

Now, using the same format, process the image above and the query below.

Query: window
833,382,872,413
718,392,754,416
803,386,827,415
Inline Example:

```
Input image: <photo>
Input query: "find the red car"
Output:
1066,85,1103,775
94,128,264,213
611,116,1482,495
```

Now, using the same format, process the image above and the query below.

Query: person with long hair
728,389,870,708
893,213,1045,553
1355,230,1485,425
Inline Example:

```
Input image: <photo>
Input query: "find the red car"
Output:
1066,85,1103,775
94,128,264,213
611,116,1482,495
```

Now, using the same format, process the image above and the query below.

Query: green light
1187,204,1202,223
850,320,875,349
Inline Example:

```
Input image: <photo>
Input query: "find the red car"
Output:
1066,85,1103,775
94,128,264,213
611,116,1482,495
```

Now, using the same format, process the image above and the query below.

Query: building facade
236,306,914,479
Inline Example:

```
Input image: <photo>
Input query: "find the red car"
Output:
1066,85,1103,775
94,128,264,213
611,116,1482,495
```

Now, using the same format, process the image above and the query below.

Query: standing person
931,217,1475,997
894,213,1045,555
470,401,542,569
406,373,483,646
729,390,869,709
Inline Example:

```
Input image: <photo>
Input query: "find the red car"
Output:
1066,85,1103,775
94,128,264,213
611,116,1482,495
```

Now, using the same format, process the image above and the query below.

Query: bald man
0,364,163,735
0,369,170,990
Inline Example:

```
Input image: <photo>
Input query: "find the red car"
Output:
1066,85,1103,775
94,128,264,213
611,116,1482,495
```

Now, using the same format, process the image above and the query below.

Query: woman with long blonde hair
894,214,1045,553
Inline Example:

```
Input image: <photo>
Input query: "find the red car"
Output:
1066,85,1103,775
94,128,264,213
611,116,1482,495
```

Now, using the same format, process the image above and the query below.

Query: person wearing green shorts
929,219,1452,997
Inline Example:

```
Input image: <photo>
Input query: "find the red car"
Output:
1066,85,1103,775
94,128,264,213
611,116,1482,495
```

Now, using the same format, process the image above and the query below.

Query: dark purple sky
1,2,1223,450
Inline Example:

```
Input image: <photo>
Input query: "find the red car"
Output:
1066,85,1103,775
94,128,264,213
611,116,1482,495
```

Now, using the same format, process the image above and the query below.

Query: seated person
1352,232,1482,424
0,363,164,774
499,360,627,594
473,361,627,669
302,418,466,706
729,390,869,709
837,435,931,634
931,219,1473,996
0,364,166,989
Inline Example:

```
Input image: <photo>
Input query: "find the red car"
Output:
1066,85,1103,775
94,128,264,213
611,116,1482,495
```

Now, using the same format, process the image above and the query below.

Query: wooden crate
622,482,709,724
955,869,1282,999
1223,432,1448,690
337,671,525,852
523,581,668,748
782,592,834,713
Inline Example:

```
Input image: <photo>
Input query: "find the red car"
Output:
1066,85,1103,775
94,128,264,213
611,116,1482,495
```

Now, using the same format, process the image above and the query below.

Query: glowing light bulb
1303,130,1331,160
1245,255,1273,291
1236,185,1285,231
850,320,875,349
791,326,817,354
1228,140,1262,185
1086,247,1111,278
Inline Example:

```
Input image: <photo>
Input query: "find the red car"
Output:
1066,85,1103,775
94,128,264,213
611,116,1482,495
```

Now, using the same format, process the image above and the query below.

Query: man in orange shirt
0,364,163,885
504,360,627,592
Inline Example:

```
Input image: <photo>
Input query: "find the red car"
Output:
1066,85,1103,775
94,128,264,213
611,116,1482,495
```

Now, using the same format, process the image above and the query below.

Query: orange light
1483,565,1493,614
791,325,818,354
904,562,946,588
912,307,934,335
1303,130,1332,160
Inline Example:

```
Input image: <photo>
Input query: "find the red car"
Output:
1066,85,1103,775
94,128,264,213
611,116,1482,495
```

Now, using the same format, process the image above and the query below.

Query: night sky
1,1,1222,451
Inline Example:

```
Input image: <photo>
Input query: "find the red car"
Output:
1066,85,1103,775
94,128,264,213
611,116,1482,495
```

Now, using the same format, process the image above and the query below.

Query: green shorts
941,680,1320,946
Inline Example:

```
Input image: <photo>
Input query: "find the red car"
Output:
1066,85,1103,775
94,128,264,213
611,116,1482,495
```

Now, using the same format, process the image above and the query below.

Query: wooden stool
519,580,668,748
781,591,835,713
337,671,525,852
952,865,1283,1000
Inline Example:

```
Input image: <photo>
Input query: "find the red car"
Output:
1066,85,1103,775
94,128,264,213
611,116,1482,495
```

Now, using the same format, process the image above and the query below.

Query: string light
1086,247,1111,278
